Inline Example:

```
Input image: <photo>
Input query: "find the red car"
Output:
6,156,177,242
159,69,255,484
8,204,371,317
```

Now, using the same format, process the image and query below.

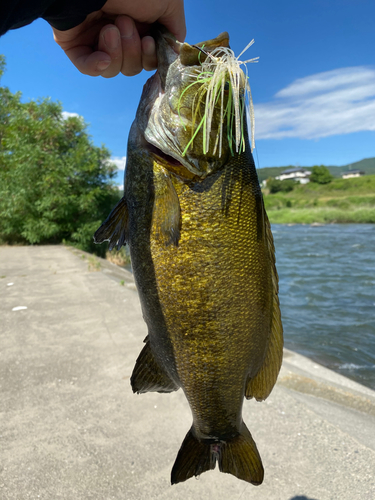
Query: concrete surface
1,245,375,500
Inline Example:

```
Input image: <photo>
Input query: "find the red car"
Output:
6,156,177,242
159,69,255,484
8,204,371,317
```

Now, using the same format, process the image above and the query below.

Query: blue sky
1,0,374,185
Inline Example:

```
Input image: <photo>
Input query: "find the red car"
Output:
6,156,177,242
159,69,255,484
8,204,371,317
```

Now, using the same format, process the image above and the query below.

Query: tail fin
171,423,264,485
171,427,215,485
218,422,264,485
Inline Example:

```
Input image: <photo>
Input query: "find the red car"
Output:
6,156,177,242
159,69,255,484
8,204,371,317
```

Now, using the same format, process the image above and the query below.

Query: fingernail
103,27,120,50
121,19,134,39
97,60,111,71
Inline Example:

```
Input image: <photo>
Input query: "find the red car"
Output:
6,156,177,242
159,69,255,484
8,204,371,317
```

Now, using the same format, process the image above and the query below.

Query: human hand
52,0,186,77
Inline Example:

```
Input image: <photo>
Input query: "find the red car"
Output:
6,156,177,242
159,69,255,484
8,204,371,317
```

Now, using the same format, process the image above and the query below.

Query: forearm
0,0,106,36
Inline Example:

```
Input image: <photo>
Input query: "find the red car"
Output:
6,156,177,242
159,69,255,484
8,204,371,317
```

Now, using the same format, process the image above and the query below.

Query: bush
310,165,333,184
0,56,121,255
267,178,296,193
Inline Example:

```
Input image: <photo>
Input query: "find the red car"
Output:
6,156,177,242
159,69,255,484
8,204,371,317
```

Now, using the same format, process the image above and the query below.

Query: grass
87,256,101,272
105,247,130,267
267,206,375,224
263,175,375,224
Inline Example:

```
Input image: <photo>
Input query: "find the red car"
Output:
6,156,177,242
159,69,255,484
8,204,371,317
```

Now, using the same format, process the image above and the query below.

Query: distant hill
256,157,375,182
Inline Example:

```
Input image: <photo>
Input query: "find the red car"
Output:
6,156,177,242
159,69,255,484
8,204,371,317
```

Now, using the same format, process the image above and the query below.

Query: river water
272,224,375,390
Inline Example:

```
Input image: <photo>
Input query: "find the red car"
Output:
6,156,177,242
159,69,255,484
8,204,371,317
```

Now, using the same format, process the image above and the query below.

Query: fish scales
95,29,283,486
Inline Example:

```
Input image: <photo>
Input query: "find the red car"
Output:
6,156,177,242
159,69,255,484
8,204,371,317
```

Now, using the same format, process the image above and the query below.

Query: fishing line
255,142,261,171
237,483,249,499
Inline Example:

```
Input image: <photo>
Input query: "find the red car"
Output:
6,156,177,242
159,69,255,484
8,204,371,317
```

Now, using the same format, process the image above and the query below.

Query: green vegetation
256,157,375,183
267,178,296,194
87,256,101,271
310,165,333,184
263,174,375,224
105,246,131,267
0,56,121,256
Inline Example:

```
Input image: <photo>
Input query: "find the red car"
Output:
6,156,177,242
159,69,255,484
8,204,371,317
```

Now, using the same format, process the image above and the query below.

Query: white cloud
61,111,81,120
255,66,375,140
109,156,127,171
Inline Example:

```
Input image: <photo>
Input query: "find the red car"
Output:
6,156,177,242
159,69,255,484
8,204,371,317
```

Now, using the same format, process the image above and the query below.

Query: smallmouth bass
95,29,283,486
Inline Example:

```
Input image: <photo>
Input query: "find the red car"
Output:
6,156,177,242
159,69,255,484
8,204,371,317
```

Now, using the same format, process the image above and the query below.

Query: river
272,223,375,390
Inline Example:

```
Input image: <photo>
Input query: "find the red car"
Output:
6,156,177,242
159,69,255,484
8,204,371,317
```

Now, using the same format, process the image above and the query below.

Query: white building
341,170,365,179
275,167,311,184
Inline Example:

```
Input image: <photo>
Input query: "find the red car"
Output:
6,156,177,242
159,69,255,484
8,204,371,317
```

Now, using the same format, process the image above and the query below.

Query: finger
159,0,187,43
141,36,157,72
115,16,143,77
63,45,112,76
53,26,112,76
97,25,122,78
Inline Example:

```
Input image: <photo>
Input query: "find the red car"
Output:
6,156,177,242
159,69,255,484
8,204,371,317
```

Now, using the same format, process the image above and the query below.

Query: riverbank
1,245,375,499
263,174,375,224
99,224,375,391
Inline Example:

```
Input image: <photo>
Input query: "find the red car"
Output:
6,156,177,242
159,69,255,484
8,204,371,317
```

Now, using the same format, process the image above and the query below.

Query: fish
94,28,283,486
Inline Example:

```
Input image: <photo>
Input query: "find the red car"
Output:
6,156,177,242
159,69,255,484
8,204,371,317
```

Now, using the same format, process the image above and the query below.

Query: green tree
310,165,333,184
0,56,121,256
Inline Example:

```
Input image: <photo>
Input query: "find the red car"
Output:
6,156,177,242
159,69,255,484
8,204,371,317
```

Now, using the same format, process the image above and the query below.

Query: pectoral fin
152,165,181,246
246,206,283,401
94,197,128,251
131,338,179,394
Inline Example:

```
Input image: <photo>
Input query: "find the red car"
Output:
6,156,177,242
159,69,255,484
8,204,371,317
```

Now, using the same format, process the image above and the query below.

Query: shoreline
1,244,375,499
262,173,375,224
266,208,375,224
70,246,375,393
2,242,373,391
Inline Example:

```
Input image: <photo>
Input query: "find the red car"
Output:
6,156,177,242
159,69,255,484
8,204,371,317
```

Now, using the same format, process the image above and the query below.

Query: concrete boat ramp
1,245,374,500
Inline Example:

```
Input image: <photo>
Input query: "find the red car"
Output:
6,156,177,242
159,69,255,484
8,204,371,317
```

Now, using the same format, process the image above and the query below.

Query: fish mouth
147,143,182,166
142,72,225,180
141,29,231,179
141,71,207,179
146,142,199,181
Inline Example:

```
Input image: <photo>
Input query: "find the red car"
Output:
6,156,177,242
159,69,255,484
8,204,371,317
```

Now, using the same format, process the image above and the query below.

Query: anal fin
94,197,128,251
131,339,179,394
